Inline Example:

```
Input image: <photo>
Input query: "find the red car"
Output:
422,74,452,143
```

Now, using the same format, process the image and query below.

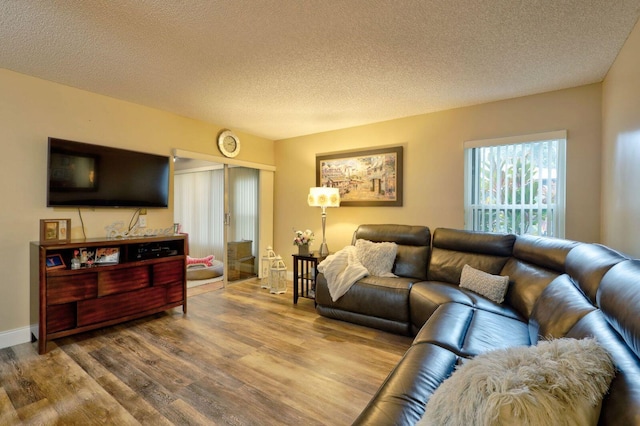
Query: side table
292,253,327,304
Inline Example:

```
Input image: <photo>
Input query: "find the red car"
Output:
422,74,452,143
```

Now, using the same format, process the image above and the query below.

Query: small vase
298,245,310,256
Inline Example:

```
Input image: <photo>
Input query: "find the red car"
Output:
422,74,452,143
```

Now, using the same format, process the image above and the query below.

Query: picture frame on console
95,247,120,265
45,254,65,270
39,218,71,243
316,146,403,207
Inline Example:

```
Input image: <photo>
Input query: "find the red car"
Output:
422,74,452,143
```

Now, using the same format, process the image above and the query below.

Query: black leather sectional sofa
315,224,640,425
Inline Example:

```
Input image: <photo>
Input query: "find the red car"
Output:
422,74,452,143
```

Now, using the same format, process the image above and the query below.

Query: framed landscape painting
316,146,403,206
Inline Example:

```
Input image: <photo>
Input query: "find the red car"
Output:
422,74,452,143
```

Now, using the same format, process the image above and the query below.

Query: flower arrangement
293,229,314,246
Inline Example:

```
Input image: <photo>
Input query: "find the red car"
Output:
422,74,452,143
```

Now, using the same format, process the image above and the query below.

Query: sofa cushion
355,239,398,277
501,234,577,320
353,224,431,280
315,274,416,335
528,274,596,343
427,228,515,284
459,264,509,303
410,281,522,334
420,338,615,426
412,303,530,358
501,258,563,319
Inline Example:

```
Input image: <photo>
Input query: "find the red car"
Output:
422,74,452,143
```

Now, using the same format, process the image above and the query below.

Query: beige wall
274,84,603,268
602,19,640,258
0,69,274,342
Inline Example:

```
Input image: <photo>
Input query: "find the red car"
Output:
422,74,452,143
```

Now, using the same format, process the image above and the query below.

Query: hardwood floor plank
0,279,411,425
0,387,21,424
0,346,46,409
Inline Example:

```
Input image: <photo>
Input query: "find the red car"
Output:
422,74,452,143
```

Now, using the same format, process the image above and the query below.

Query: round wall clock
217,129,241,158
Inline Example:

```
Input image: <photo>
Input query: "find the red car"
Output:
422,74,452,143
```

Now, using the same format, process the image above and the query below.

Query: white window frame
464,130,567,238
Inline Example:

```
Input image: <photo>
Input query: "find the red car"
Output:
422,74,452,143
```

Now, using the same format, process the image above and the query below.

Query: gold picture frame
40,219,71,243
316,146,403,207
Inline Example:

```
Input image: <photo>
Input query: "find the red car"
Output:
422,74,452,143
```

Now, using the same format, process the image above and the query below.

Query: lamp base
319,242,329,257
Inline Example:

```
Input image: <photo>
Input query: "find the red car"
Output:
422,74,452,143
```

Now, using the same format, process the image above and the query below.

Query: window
464,131,566,237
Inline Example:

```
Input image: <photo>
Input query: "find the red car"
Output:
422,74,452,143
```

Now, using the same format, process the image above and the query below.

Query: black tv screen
47,138,169,208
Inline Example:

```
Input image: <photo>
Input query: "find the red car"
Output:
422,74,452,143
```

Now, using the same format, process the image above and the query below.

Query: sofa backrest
597,259,640,360
501,234,579,319
353,224,431,280
426,228,515,284
527,246,639,425
565,243,628,305
527,274,596,343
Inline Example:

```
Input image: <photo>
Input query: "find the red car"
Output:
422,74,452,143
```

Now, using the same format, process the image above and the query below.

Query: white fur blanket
317,246,369,301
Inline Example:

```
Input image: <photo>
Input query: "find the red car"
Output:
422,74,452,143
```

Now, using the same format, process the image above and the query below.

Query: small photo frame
78,248,96,267
95,247,120,265
45,253,66,270
40,219,71,243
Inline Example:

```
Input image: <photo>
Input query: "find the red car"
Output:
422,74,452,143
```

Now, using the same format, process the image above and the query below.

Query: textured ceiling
1,1,639,140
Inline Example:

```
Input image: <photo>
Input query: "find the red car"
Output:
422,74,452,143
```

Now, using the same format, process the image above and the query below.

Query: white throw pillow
460,264,509,303
419,338,615,426
355,239,398,277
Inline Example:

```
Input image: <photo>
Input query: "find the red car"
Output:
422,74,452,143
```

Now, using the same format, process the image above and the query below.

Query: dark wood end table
292,252,327,304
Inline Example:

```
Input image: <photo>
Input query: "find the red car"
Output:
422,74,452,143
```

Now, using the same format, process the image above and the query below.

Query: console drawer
153,260,184,286
47,302,76,333
77,286,167,326
98,265,150,296
47,274,98,305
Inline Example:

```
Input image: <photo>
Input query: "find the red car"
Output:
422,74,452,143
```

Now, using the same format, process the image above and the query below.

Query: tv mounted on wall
47,138,170,208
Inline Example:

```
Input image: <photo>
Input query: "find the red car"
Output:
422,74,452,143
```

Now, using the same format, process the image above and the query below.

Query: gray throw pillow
460,264,509,303
355,239,398,277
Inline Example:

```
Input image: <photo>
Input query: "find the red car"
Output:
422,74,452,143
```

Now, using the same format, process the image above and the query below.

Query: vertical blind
464,131,566,237
228,167,259,248
174,167,260,261
174,169,225,260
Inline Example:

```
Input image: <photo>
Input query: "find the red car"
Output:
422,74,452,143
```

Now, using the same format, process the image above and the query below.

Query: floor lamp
307,187,340,256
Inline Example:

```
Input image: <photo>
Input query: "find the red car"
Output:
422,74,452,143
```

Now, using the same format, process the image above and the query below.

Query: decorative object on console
261,246,277,288
459,264,510,304
70,250,81,270
420,337,615,426
307,187,340,257
269,255,287,294
40,218,71,243
316,146,403,206
105,221,174,239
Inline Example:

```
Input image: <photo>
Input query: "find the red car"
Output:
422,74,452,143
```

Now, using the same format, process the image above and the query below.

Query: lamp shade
307,187,340,207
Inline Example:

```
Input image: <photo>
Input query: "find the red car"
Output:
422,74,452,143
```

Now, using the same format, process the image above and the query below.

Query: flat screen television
47,137,170,208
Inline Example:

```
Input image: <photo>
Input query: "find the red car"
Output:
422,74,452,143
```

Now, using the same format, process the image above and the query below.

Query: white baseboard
0,326,33,350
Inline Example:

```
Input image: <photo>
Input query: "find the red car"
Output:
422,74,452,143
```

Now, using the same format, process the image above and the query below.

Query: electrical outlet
139,215,147,227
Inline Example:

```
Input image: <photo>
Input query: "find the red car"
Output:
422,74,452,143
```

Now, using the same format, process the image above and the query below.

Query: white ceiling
1,1,639,140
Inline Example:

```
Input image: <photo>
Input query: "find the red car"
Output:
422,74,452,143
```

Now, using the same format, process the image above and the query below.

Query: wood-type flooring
0,279,412,425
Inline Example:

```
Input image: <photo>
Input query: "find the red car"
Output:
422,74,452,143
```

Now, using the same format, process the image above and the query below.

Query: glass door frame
172,149,275,288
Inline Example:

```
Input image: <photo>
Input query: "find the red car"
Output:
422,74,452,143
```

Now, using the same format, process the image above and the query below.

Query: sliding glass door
173,148,273,289
224,165,259,283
